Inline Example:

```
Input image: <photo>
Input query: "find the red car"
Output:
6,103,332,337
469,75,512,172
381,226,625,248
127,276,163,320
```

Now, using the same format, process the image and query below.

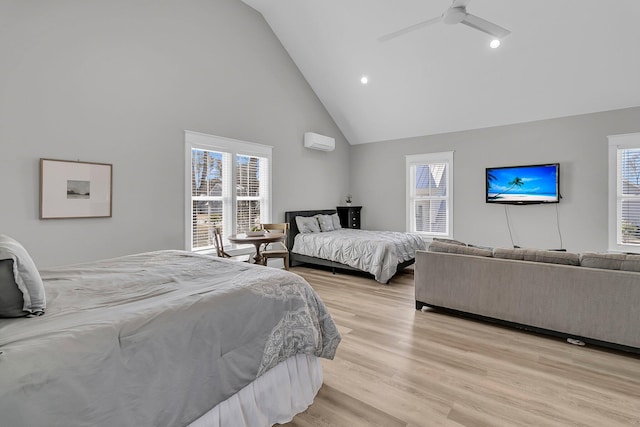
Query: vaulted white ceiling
241,0,640,145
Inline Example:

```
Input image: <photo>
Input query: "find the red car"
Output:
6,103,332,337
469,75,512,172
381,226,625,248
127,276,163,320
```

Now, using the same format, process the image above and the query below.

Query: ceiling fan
378,0,511,42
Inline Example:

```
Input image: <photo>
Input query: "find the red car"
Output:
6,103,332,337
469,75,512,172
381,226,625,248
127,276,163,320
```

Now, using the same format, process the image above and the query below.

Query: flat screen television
486,163,560,205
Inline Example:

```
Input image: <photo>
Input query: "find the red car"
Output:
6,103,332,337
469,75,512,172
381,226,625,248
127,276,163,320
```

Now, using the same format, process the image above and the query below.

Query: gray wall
350,107,640,253
0,0,349,267
3,1,639,267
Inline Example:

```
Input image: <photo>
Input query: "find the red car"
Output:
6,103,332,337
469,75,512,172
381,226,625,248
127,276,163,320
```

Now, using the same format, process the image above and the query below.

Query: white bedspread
292,229,426,283
0,250,340,427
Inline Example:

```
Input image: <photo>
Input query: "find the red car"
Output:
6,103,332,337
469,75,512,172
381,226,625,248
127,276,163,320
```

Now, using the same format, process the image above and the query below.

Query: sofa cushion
493,247,526,260
469,243,494,251
580,252,625,270
523,249,580,266
432,238,467,246
428,241,456,253
429,241,492,257
457,245,493,257
621,254,640,272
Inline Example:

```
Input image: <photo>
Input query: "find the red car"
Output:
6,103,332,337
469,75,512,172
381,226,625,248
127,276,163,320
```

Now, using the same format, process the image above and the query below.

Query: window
185,131,272,252
406,151,453,237
609,132,640,253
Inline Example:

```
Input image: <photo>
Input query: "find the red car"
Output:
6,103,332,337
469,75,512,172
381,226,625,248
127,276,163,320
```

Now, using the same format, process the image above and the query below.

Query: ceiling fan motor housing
443,7,467,25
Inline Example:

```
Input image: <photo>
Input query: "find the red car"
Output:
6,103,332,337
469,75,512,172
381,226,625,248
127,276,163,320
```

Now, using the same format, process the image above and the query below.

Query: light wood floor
282,265,640,427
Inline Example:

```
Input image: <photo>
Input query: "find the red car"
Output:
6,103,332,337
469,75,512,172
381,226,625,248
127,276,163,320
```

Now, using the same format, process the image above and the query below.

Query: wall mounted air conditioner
304,132,335,152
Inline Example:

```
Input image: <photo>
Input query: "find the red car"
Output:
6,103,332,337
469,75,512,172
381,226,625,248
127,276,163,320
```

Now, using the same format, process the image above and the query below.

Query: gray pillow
315,214,335,232
295,216,320,234
331,213,342,230
0,234,46,316
0,259,26,317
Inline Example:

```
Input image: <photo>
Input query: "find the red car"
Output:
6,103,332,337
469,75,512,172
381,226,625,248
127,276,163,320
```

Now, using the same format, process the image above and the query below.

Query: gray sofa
414,243,640,353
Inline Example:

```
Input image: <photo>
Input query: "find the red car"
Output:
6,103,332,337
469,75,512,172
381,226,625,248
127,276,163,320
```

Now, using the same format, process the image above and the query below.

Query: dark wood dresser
336,206,361,229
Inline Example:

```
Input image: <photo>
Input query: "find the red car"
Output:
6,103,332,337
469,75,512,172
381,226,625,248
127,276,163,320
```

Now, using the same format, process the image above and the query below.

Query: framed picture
40,159,112,219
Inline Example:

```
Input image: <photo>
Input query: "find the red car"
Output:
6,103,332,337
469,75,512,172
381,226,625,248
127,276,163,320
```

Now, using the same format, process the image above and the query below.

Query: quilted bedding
0,250,340,427
292,229,426,283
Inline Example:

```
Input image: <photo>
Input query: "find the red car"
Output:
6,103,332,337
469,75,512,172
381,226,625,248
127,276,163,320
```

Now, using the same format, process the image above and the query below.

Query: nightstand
336,206,361,229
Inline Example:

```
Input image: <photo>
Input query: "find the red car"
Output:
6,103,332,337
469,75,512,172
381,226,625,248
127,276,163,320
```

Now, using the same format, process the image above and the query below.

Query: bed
284,209,426,283
0,242,341,427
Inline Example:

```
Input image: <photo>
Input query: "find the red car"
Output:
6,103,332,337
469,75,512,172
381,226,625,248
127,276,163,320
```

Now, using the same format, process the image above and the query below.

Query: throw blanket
292,229,426,283
0,250,341,427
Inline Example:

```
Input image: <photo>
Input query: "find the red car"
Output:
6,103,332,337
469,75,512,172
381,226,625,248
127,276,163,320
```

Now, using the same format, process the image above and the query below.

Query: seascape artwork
67,180,90,199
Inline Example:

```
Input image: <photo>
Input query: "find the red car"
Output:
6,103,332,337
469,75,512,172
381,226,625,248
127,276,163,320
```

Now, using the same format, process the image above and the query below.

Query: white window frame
185,130,272,252
608,132,640,253
406,151,454,238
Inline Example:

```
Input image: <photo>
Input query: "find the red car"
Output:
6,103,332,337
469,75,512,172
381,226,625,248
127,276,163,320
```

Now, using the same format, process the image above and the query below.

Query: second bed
285,209,426,283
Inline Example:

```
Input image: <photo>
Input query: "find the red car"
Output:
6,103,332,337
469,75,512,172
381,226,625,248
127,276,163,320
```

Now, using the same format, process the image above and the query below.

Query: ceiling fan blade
451,0,472,8
461,13,511,39
378,16,442,42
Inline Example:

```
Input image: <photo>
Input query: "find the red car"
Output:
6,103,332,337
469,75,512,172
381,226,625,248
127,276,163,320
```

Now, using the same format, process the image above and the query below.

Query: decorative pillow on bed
295,216,321,234
331,213,342,230
315,214,335,232
0,259,26,317
0,234,46,317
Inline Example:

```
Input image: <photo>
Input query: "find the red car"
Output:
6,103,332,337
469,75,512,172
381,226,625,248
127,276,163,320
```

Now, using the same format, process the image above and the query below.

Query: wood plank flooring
282,265,640,427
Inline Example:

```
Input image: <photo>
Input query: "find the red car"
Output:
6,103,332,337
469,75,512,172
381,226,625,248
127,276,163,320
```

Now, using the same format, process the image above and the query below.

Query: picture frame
40,158,112,219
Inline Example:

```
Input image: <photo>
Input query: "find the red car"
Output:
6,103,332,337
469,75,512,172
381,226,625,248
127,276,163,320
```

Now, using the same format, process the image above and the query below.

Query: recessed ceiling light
360,75,369,85
490,39,501,49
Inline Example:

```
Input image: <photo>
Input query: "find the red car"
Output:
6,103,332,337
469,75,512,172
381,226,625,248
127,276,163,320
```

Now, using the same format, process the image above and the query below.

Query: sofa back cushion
432,238,467,246
493,248,526,260
523,249,580,266
580,252,625,270
621,255,640,272
429,241,493,257
580,252,640,272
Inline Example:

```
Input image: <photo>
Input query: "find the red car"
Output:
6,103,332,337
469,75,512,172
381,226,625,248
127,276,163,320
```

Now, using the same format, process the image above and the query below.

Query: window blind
413,162,448,234
185,131,273,252
236,154,269,234
406,152,453,237
191,148,231,250
617,147,640,245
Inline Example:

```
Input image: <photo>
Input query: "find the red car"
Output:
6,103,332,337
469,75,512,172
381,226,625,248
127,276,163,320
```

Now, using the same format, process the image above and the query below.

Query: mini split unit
304,132,335,152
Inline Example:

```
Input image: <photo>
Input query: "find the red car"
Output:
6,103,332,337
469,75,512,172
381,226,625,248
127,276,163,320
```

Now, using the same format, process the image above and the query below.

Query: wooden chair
260,223,290,270
212,227,250,262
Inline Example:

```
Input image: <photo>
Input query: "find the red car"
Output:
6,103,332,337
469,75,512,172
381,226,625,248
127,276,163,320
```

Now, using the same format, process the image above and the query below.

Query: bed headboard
284,209,336,250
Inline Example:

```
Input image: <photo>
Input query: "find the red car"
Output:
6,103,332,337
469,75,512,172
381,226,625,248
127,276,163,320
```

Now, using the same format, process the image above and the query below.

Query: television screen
486,163,560,204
